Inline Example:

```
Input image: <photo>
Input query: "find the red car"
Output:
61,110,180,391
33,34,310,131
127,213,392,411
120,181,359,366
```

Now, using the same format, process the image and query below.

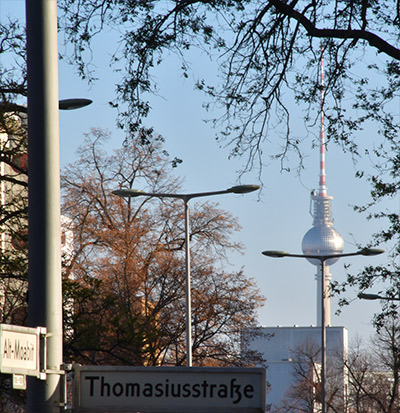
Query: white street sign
73,365,266,412
0,324,45,377
13,374,27,390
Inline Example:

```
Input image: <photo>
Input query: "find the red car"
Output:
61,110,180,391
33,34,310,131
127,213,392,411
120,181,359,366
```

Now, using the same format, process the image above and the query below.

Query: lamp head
358,293,381,300
262,250,290,258
227,184,260,194
112,189,146,197
358,248,385,256
59,98,92,110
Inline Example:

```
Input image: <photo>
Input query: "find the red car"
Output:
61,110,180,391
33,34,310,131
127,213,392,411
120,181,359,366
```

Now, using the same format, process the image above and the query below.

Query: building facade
244,326,348,412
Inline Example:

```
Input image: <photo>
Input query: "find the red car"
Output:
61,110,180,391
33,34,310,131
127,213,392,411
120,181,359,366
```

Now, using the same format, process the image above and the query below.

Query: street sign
0,324,46,378
73,365,266,412
13,374,27,390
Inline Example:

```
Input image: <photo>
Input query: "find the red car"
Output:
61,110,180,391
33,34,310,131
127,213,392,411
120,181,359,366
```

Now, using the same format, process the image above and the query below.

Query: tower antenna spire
319,48,327,197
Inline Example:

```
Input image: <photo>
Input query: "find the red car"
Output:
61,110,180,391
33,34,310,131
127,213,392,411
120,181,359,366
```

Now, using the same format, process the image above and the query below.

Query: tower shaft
316,266,332,327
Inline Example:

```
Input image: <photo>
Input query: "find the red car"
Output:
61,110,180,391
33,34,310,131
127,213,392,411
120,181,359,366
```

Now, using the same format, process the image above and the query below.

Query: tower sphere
302,226,344,266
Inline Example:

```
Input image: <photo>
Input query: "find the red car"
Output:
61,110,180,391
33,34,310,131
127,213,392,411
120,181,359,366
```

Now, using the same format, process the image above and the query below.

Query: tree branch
269,0,400,60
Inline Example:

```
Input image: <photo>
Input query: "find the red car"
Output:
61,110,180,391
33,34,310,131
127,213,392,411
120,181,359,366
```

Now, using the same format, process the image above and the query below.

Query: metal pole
261,249,384,413
113,187,259,367
184,198,192,366
321,260,326,413
26,0,63,411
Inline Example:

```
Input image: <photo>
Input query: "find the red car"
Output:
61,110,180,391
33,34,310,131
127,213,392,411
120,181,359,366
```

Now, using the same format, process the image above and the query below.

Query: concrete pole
25,0,63,411
183,198,192,367
320,261,327,413
316,265,331,327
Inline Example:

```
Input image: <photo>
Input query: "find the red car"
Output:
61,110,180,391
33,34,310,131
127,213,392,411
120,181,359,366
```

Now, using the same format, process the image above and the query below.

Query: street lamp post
261,248,384,413
24,0,92,409
25,0,67,410
113,185,260,366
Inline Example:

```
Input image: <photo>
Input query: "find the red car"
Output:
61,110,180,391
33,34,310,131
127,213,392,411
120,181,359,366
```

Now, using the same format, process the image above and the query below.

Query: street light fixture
359,292,400,301
0,98,93,114
261,248,384,413
113,184,260,366
58,98,93,110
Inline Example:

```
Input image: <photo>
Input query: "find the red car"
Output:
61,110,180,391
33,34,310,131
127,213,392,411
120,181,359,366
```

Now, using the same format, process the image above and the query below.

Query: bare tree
275,340,346,412
3,0,400,334
57,1,400,312
58,0,400,173
346,317,400,412
61,128,265,366
276,318,400,412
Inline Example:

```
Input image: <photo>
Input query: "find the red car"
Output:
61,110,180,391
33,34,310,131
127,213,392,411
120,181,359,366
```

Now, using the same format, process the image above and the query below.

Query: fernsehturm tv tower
301,54,344,327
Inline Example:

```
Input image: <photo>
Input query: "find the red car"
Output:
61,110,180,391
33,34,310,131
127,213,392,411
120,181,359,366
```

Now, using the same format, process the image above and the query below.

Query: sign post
73,365,266,412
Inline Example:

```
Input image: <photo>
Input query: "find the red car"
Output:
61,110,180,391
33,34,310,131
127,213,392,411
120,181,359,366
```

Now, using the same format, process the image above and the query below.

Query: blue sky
2,0,396,345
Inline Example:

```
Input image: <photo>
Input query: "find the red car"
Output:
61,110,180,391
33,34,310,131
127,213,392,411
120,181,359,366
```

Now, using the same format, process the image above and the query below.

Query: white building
244,326,348,412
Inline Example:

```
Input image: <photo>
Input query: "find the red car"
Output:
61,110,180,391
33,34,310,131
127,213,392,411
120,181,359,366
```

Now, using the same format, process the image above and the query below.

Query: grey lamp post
113,185,260,366
25,0,60,404
261,248,384,413
25,0,92,410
